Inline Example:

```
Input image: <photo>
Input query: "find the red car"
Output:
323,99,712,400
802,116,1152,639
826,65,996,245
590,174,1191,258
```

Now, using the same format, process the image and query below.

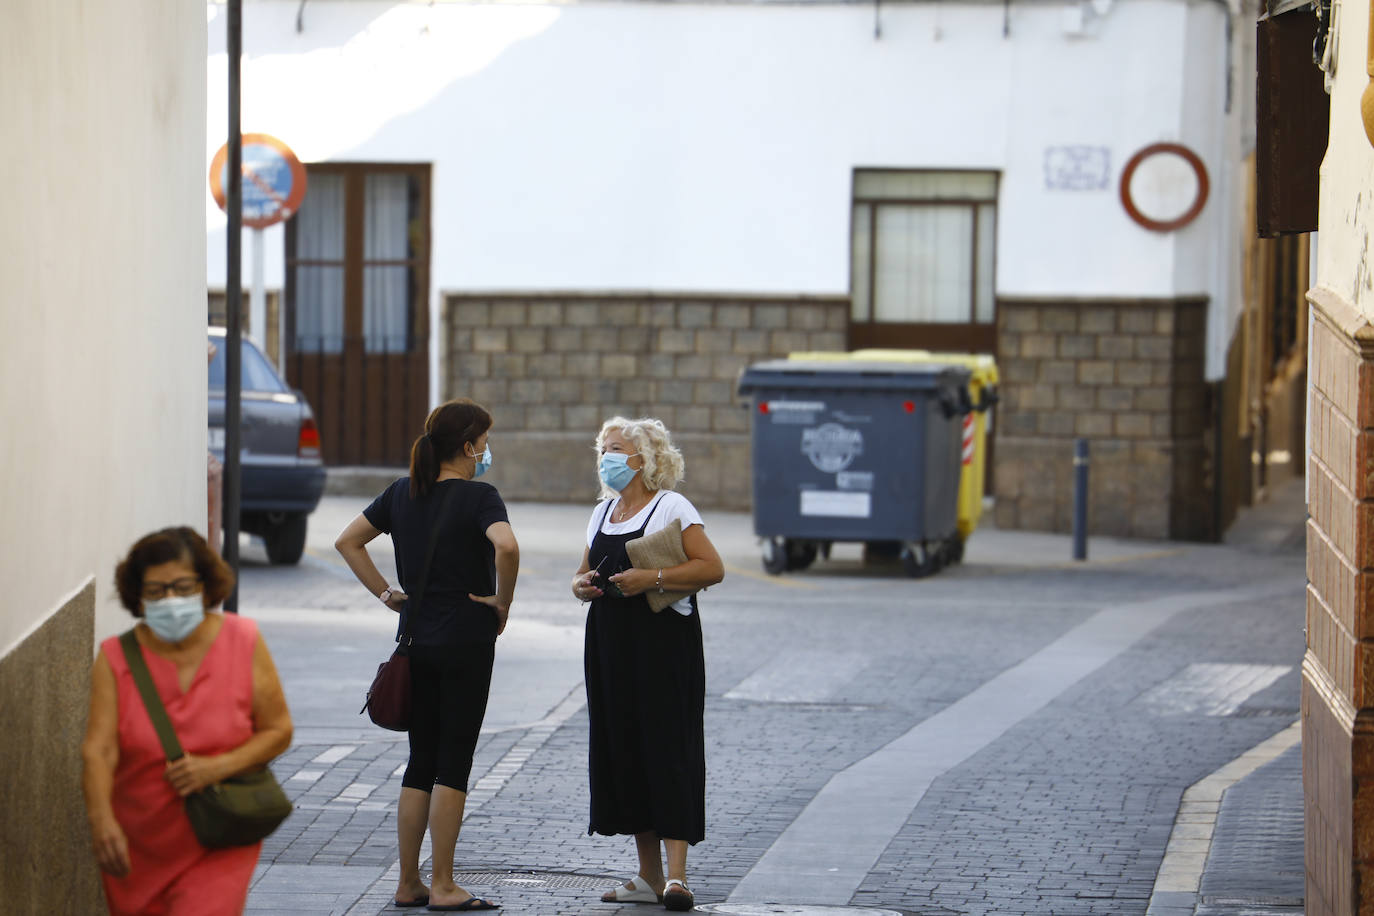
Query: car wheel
264,513,308,566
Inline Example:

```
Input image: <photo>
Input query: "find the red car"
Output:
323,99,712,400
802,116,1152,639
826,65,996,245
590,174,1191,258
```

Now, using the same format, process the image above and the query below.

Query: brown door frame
284,162,432,466
849,173,1000,350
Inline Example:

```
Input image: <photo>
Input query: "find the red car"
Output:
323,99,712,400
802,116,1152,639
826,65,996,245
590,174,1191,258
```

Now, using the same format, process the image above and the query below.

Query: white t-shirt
585,490,705,616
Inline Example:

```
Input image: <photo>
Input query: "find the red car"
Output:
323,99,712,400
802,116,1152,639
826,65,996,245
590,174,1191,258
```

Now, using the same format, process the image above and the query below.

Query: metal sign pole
250,227,266,353
224,0,243,612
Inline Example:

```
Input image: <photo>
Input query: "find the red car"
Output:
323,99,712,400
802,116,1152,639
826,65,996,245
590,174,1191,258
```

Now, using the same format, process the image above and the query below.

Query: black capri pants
402,640,496,792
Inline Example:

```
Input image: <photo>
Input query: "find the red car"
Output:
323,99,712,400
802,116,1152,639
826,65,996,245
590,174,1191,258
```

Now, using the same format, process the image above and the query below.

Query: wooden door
284,163,431,466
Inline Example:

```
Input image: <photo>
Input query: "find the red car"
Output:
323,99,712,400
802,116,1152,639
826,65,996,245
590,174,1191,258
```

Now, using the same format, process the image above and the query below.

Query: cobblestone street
238,492,1306,916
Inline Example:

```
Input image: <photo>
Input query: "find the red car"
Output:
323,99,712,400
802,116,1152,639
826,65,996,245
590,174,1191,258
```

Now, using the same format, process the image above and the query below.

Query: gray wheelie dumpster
736,359,971,577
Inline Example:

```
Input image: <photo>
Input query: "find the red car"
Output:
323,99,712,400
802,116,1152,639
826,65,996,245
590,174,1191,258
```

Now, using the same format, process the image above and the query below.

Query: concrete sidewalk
241,479,1307,916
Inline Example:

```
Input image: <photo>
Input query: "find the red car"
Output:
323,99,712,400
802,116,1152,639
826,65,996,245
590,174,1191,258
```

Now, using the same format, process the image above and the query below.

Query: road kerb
1144,719,1301,913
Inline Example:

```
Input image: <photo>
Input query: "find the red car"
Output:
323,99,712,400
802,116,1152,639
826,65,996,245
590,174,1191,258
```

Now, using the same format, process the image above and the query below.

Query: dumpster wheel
761,537,818,575
900,541,940,578
762,537,789,575
787,539,818,570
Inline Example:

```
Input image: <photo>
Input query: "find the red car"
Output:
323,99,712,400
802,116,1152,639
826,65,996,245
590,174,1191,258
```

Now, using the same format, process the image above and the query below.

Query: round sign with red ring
209,133,308,230
1118,142,1209,233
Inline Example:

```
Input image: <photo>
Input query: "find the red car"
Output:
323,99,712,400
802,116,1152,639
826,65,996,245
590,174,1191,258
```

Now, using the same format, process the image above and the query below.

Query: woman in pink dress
82,527,293,916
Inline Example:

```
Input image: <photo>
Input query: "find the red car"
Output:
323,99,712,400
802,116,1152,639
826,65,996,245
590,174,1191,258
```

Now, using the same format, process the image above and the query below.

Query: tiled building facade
1298,0,1374,910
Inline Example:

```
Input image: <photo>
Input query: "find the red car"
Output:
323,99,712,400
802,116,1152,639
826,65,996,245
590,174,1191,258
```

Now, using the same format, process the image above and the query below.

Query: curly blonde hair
594,416,685,498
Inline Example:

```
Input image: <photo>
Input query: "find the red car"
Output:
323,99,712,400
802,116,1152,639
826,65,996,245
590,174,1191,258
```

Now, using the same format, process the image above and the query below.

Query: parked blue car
208,328,326,564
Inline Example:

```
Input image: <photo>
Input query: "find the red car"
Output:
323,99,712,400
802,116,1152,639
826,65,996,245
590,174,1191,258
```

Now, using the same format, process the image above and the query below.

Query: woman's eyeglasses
141,577,203,600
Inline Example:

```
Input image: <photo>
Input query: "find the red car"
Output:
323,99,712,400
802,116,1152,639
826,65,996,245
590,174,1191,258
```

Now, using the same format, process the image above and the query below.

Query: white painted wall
1316,0,1374,312
1175,2,1239,373
999,1,1190,298
1213,0,1260,374
1,1,207,655
207,0,1239,366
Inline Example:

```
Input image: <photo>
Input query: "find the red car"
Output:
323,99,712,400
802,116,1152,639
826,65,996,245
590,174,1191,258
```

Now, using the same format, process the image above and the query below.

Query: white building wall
1213,0,1259,370
997,1,1189,298
208,0,1238,367
1173,3,1229,294
1316,0,1374,311
1,0,208,654
1175,2,1237,374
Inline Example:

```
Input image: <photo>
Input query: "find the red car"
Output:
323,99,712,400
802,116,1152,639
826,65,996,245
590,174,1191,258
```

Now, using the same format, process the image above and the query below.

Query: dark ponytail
409,399,493,498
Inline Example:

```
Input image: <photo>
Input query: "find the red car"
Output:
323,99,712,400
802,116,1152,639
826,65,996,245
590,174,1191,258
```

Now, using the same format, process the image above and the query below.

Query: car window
208,337,288,393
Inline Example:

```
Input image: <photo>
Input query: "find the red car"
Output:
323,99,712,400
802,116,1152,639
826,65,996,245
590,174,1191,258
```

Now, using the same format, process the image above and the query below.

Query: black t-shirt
364,477,509,647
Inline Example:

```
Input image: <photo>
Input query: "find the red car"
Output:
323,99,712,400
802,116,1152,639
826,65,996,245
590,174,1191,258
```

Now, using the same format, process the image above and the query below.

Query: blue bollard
1073,438,1089,561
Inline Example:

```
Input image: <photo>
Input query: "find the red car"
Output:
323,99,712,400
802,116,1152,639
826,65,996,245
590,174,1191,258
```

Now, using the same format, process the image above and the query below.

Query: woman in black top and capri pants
336,399,519,912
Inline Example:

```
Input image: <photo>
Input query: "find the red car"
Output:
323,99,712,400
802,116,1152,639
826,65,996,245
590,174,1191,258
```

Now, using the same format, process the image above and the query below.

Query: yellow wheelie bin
788,349,999,558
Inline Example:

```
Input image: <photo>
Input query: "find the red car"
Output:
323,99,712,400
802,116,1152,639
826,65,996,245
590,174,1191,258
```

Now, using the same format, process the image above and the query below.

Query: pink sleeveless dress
99,614,265,916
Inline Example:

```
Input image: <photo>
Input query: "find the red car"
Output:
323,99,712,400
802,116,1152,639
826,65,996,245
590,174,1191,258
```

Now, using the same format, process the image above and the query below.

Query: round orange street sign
209,133,308,230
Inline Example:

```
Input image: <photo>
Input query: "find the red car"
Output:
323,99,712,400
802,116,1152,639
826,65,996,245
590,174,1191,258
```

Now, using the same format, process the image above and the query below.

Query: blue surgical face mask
143,594,206,643
472,445,492,479
598,452,640,492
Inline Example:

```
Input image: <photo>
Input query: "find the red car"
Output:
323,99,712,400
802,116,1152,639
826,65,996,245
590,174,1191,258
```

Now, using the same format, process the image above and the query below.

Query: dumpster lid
738,359,971,394
788,349,999,388
853,350,999,388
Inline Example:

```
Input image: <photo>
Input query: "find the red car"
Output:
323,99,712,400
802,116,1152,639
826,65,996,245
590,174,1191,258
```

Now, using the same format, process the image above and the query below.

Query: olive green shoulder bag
118,630,292,848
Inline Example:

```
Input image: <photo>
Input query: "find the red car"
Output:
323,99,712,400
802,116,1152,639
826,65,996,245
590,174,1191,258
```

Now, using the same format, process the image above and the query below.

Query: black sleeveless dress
584,495,706,844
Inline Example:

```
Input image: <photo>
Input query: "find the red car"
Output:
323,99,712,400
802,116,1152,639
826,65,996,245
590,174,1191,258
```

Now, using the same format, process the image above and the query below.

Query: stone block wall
0,580,104,912
440,293,849,509
993,297,1210,540
1304,287,1374,914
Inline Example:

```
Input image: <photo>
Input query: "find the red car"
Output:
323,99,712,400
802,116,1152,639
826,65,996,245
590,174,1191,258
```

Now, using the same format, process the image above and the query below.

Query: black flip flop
426,898,500,911
394,896,430,908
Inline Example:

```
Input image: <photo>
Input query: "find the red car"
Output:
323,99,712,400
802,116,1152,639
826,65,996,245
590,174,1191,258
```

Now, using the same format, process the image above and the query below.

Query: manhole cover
454,871,616,889
698,906,905,915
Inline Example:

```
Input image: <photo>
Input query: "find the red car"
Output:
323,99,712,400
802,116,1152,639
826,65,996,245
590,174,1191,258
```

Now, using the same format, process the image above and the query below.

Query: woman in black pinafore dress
571,417,725,912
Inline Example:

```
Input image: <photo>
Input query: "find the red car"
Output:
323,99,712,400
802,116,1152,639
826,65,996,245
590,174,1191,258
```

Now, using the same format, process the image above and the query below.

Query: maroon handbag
361,485,455,731
362,649,412,731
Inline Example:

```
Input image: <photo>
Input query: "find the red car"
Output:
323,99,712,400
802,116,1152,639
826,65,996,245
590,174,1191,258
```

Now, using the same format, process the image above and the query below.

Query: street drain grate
1200,896,1303,907
450,880,923,913
1230,707,1301,718
698,906,906,915
454,871,616,889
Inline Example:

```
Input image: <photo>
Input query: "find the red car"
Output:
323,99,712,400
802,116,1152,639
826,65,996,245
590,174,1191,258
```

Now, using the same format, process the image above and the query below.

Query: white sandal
601,875,662,904
663,878,694,912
